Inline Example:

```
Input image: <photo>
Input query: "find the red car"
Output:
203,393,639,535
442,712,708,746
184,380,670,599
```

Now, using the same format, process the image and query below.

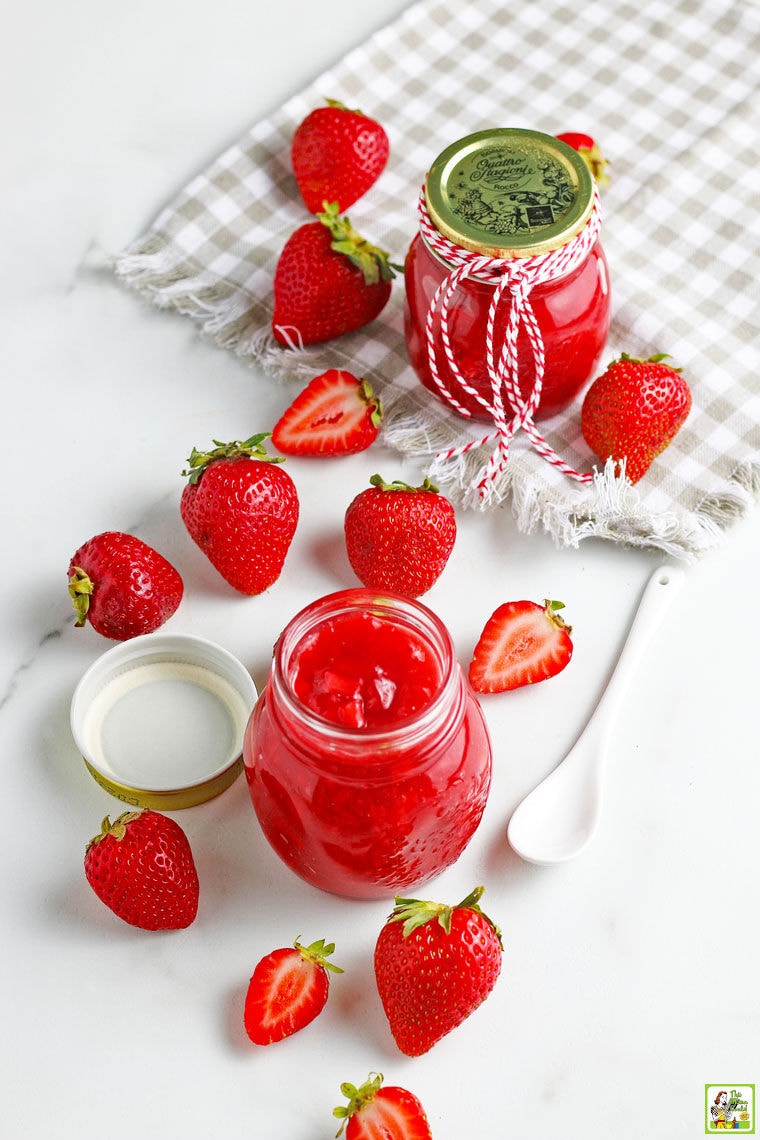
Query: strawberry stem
386,885,503,946
390,896,453,936
456,884,486,909
68,567,94,626
544,599,572,635
317,202,401,285
387,880,505,943
368,473,440,494
324,97,363,115
613,352,680,371
359,379,384,427
295,936,344,975
182,433,283,484
85,810,143,852
455,886,503,945
333,1073,384,1137
580,143,610,186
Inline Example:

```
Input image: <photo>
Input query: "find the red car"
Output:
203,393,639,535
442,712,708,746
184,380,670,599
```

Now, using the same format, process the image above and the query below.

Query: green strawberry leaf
182,433,283,484
317,202,402,286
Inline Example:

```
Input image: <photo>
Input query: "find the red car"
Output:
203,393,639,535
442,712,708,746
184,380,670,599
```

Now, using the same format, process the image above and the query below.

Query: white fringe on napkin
382,398,760,562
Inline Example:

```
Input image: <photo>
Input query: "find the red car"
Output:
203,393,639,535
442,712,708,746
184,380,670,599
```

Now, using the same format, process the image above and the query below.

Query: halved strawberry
469,599,573,693
271,369,382,456
243,937,342,1045
333,1072,432,1140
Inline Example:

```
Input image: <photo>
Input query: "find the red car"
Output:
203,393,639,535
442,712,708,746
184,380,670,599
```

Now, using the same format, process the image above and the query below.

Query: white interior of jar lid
71,634,257,792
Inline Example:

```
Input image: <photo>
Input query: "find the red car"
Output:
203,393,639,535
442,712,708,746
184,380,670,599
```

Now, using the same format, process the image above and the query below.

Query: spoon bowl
507,564,686,865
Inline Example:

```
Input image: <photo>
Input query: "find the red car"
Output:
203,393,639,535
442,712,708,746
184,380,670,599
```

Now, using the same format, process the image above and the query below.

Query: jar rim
416,227,601,284
269,588,463,753
424,127,594,258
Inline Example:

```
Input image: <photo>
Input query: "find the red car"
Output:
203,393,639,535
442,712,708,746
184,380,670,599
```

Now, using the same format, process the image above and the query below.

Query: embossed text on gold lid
425,128,595,258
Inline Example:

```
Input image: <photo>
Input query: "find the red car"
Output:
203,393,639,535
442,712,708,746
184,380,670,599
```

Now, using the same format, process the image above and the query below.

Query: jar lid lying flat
425,127,594,257
70,633,257,809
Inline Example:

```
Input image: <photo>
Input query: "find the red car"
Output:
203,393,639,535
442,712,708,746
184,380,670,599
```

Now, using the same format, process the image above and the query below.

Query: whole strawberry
374,886,502,1056
333,1072,432,1140
272,202,397,347
581,353,692,483
556,130,609,185
243,937,342,1045
68,531,183,641
271,369,382,456
84,810,199,931
180,433,299,594
344,474,456,598
292,98,389,214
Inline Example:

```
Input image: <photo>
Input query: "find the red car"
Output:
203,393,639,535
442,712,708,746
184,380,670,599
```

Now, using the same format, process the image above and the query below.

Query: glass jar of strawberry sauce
404,128,611,420
243,589,492,899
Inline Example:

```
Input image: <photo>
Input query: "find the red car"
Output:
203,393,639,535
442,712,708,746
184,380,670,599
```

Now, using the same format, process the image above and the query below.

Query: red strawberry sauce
291,609,439,728
404,232,611,419
404,128,612,420
243,589,492,899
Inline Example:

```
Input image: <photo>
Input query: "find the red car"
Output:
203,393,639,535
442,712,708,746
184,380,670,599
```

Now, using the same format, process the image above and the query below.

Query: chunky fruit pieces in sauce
291,611,439,728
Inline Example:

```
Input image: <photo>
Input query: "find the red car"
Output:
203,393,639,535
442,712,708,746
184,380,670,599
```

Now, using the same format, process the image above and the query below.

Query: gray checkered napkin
114,0,760,560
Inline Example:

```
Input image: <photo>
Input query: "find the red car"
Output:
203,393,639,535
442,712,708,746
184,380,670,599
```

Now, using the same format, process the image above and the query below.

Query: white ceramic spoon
506,563,686,865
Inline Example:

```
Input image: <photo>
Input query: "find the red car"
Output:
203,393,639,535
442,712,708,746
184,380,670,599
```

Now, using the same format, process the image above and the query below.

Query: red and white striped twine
418,185,603,500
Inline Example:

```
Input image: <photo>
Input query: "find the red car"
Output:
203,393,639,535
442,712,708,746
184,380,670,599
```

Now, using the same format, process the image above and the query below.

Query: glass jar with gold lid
403,127,611,422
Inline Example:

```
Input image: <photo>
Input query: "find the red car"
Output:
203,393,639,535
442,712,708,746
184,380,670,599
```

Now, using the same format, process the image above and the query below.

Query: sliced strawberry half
334,1073,432,1140
271,369,382,456
243,937,342,1045
469,599,573,693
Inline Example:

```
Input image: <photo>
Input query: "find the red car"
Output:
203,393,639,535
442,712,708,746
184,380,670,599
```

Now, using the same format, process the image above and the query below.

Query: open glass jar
404,128,611,421
243,589,492,899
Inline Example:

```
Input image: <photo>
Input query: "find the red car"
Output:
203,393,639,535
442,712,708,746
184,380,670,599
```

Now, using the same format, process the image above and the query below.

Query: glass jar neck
418,228,595,288
267,589,467,778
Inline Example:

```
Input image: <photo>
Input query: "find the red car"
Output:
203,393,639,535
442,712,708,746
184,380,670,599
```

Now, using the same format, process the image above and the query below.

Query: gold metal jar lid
70,633,257,810
424,128,595,258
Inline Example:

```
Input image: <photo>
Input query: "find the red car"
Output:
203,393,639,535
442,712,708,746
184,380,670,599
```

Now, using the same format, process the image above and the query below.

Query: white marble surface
2,2,758,1138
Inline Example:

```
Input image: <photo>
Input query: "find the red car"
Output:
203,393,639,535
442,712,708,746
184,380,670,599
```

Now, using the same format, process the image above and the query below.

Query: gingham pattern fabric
114,0,760,560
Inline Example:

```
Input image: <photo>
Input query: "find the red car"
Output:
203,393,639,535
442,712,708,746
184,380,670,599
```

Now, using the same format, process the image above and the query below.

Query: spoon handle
587,563,686,750
506,563,686,865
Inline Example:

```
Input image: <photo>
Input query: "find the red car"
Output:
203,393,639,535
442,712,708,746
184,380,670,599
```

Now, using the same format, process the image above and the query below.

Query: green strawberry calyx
610,352,681,372
182,433,284,485
294,936,344,975
333,1072,384,1137
85,810,143,852
579,142,610,186
68,566,94,626
324,96,364,116
359,380,384,428
386,885,503,945
368,473,440,494
543,598,572,635
317,202,402,286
